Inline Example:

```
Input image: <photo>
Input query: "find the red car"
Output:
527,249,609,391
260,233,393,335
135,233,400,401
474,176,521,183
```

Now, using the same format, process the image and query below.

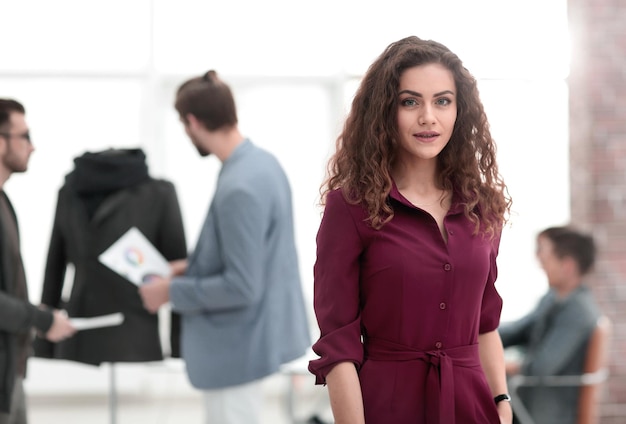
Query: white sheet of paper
70,312,125,331
98,227,170,286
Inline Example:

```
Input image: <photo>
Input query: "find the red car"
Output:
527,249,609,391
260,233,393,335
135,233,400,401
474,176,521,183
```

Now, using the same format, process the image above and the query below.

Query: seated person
499,226,602,424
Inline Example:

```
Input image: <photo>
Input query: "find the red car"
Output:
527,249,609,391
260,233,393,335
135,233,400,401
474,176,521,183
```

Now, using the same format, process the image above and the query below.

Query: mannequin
34,148,187,364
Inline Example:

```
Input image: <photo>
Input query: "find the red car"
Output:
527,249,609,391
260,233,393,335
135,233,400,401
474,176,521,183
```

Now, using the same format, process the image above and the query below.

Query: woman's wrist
494,393,511,404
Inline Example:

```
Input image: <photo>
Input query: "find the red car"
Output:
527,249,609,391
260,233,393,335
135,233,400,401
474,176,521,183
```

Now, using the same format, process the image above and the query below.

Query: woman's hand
498,399,513,424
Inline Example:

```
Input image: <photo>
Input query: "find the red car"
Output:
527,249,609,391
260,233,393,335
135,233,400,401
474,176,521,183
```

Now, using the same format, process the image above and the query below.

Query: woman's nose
418,105,435,125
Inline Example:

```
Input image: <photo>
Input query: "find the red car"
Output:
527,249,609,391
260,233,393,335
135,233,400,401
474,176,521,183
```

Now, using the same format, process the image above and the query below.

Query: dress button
435,341,442,349
444,263,451,271
439,302,446,310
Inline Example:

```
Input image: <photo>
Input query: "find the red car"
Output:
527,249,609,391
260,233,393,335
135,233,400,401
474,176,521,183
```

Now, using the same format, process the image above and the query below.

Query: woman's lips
414,131,440,142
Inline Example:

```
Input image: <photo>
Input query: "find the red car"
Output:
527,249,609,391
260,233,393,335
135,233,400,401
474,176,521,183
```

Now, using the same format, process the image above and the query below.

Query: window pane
480,79,570,320
1,0,151,73
152,0,567,79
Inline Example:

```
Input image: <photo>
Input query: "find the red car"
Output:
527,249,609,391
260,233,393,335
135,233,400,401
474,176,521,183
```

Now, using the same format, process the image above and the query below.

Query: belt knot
364,338,481,424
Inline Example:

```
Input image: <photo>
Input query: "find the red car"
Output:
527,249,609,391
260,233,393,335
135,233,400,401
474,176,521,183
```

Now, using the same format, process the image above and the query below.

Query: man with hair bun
139,71,310,424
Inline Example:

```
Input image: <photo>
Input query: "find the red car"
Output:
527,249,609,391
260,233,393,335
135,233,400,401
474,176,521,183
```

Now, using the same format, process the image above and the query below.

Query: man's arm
0,291,51,333
498,310,536,348
168,187,268,313
0,292,75,341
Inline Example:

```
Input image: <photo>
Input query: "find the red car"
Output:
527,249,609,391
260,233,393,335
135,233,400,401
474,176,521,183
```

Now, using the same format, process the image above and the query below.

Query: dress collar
389,179,464,215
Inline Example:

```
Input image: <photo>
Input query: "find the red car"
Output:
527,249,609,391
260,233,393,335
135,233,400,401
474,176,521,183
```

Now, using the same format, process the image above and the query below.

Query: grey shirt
499,285,601,424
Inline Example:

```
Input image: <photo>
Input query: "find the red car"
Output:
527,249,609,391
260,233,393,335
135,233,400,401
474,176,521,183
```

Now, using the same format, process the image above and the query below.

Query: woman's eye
436,98,451,106
401,98,418,107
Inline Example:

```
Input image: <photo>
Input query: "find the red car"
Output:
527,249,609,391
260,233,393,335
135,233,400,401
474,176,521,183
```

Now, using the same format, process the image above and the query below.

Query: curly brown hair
322,36,511,237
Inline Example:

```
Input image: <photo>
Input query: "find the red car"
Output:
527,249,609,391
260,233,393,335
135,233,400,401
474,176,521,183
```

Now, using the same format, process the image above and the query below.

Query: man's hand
169,259,188,276
138,276,171,313
46,309,77,342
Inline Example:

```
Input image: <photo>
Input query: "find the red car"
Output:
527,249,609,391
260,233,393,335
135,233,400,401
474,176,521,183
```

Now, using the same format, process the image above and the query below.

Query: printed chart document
98,227,170,286
70,312,125,331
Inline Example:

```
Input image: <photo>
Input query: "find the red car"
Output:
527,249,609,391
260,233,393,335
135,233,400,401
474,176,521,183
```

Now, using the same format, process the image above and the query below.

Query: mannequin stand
109,363,118,424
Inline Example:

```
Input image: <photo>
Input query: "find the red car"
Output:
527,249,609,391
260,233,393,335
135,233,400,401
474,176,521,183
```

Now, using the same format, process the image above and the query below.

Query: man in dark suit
499,226,602,424
0,98,76,424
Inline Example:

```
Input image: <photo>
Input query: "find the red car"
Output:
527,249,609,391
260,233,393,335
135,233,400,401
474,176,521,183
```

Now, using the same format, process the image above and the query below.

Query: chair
508,315,612,424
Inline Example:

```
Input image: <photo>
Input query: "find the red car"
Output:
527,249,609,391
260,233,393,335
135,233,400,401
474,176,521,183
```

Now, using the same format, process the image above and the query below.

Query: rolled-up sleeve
308,190,366,384
479,232,503,334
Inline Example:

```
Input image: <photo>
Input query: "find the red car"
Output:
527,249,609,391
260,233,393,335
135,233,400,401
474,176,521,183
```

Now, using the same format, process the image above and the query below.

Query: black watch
494,393,511,404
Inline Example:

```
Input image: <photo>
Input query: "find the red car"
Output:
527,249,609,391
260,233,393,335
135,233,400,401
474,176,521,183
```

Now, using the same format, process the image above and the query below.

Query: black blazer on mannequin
34,149,187,365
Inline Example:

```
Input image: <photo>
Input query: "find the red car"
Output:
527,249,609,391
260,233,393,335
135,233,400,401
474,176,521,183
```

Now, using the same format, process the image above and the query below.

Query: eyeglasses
0,132,31,144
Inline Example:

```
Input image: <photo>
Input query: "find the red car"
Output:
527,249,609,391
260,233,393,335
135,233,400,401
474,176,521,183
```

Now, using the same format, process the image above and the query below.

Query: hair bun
202,70,218,82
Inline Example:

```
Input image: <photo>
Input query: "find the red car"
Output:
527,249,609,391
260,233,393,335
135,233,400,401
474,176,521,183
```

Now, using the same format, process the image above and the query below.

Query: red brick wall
568,0,626,422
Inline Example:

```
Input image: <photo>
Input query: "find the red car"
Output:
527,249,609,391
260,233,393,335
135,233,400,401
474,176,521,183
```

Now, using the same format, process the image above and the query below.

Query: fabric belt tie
365,337,481,424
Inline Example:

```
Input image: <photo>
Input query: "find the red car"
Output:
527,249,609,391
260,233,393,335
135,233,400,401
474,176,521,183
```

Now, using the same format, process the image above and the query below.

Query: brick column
568,1,626,422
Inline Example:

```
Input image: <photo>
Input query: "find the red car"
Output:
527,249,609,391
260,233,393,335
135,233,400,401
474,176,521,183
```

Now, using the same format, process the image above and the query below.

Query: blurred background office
0,0,623,423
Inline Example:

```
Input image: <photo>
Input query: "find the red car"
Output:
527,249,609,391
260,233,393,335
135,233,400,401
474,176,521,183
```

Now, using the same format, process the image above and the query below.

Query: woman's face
395,63,457,164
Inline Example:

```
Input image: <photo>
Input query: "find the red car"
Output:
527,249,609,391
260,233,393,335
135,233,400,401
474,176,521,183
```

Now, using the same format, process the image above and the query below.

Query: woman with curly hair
308,36,513,424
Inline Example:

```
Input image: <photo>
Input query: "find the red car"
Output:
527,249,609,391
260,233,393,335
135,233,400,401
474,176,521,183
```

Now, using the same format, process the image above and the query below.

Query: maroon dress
308,186,503,424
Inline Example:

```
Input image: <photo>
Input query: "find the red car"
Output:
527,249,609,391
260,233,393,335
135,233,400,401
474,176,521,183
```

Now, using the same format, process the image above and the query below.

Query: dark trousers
0,377,27,424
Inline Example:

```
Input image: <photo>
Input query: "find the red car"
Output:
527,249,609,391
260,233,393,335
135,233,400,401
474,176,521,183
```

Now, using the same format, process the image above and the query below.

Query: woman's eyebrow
398,89,455,97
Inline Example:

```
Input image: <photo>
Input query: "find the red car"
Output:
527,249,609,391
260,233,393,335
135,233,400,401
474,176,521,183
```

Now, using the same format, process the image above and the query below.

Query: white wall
0,0,570,395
